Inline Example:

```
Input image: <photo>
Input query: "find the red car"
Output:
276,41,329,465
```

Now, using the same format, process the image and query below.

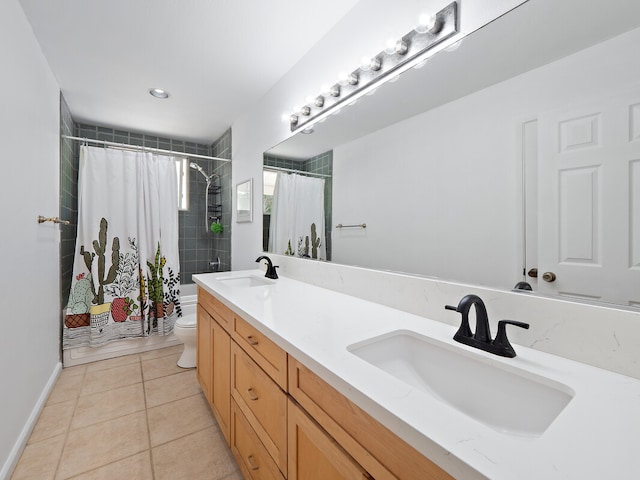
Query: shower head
190,161,205,173
190,162,209,181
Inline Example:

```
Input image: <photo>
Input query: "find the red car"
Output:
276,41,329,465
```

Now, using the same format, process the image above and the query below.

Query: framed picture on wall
236,178,253,223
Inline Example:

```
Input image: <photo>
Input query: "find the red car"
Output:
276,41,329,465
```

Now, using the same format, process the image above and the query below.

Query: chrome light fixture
288,1,459,132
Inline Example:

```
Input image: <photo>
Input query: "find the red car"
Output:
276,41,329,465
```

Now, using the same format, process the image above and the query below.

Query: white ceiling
18,0,360,144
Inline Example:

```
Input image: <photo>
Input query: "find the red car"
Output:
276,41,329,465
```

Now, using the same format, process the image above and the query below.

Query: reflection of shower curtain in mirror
63,146,181,349
269,173,326,259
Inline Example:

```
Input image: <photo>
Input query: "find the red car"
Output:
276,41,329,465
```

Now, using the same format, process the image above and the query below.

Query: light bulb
281,113,290,122
320,84,330,95
360,56,372,70
292,105,300,113
413,58,428,69
305,95,315,104
415,13,436,33
445,38,463,52
338,72,349,85
384,38,397,54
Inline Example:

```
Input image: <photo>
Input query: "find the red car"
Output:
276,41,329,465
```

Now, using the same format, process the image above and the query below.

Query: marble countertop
193,270,640,480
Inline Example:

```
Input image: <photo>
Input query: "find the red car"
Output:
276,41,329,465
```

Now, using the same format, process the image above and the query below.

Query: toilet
173,313,197,368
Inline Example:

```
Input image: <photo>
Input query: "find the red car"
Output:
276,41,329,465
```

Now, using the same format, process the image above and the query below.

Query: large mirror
263,0,640,309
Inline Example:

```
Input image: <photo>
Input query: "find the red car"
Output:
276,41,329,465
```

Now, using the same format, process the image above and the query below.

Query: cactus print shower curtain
63,145,181,349
268,173,326,260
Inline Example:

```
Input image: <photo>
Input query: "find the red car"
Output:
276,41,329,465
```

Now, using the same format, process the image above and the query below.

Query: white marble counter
194,270,640,480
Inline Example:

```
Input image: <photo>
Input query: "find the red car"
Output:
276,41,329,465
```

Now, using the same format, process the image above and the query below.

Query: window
176,158,189,211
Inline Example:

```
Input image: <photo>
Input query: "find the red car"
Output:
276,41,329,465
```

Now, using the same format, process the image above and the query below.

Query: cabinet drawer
233,315,287,389
231,400,285,480
289,357,453,480
198,287,233,332
232,343,287,473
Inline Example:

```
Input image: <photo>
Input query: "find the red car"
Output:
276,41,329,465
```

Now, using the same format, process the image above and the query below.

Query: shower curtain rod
264,165,331,178
61,135,231,162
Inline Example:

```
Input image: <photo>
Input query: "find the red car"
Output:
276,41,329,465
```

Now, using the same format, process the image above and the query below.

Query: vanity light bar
289,1,459,132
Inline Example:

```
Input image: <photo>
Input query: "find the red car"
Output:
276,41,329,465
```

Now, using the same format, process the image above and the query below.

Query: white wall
331,26,640,289
231,0,525,269
0,0,61,477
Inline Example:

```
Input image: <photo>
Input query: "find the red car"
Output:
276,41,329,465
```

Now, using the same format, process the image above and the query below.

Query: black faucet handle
445,303,472,338
493,320,530,358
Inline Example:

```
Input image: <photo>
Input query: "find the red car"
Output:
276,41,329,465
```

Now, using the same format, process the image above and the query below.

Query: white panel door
538,87,640,306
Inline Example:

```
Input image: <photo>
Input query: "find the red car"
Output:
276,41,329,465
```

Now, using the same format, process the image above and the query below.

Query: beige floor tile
152,426,239,480
141,352,185,381
147,393,214,447
47,373,84,405
11,434,65,480
85,353,140,373
140,343,184,361
60,364,87,378
144,370,201,408
220,471,244,480
71,383,145,430
80,362,142,397
56,411,149,479
28,399,76,444
63,451,153,480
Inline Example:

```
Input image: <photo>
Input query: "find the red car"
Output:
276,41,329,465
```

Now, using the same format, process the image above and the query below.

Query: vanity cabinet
197,287,452,480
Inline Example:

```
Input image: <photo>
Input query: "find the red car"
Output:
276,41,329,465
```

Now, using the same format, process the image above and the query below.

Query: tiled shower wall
59,99,232,307
263,150,332,260
59,96,77,310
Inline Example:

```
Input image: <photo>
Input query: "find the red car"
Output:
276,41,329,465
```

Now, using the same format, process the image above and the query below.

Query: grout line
52,365,87,480
142,357,157,480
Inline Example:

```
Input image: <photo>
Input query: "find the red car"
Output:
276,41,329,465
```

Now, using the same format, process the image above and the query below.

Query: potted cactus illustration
310,223,321,260
147,242,166,325
83,218,120,330
65,272,93,328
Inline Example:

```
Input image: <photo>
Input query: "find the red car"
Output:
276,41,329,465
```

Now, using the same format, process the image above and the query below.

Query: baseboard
0,361,62,480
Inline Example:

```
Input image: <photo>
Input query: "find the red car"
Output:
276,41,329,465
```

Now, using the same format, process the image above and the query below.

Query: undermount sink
348,330,574,437
217,276,273,287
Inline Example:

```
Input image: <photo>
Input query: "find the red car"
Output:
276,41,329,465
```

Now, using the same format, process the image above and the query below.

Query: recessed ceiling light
149,88,169,99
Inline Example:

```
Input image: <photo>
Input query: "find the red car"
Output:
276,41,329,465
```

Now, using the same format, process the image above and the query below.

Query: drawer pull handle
247,388,259,401
246,335,259,345
247,454,259,471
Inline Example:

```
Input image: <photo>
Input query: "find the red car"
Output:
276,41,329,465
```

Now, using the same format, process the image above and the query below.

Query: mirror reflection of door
532,87,640,306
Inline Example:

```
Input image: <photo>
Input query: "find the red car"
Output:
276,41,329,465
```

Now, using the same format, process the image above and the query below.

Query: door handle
527,268,538,278
542,272,557,282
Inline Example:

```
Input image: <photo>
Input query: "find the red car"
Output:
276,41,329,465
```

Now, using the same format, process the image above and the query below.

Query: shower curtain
269,173,326,260
63,146,181,349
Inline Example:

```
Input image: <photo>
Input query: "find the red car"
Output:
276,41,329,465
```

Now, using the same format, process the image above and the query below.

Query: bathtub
63,284,197,367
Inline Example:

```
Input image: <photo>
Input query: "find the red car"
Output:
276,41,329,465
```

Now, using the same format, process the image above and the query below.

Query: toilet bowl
173,313,197,368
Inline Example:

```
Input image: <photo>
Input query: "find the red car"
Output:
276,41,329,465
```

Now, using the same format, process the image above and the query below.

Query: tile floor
11,345,241,480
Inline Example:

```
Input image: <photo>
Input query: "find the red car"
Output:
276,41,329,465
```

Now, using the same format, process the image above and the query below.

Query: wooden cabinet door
288,399,370,480
196,304,211,402
211,317,231,444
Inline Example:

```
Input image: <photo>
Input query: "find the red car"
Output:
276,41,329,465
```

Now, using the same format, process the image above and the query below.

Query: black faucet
445,294,529,357
255,255,279,279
